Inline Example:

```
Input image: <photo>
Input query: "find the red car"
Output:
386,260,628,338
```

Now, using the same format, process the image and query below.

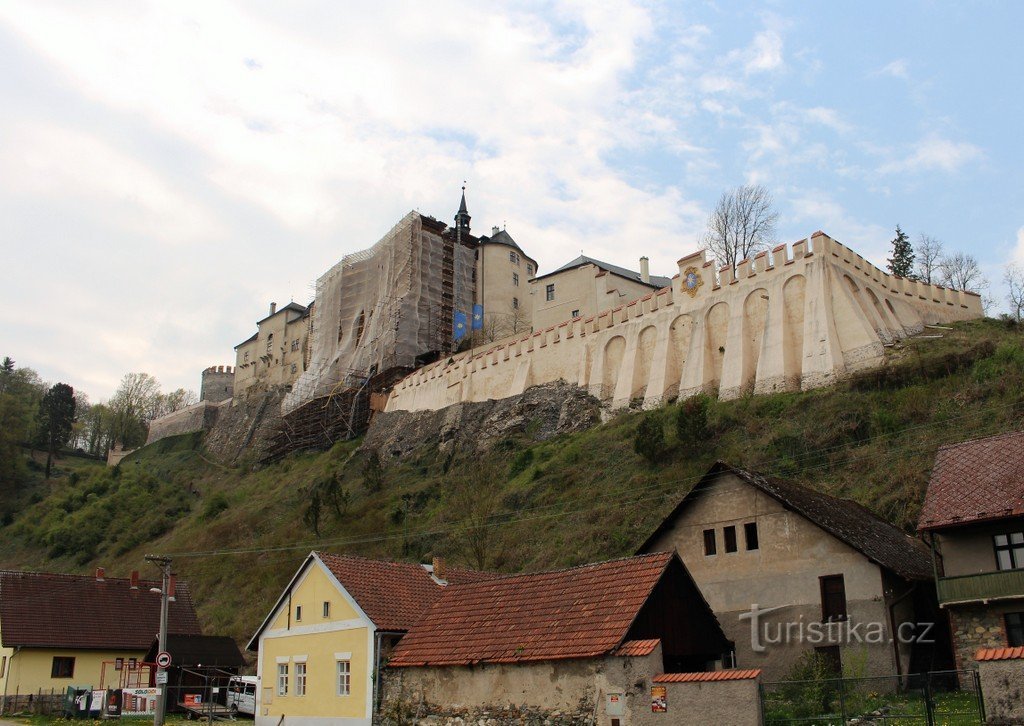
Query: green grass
0,319,1022,646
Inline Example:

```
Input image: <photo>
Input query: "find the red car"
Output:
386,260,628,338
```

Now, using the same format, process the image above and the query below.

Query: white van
226,676,257,717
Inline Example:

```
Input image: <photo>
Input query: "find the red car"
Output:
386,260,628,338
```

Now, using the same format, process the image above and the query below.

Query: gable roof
917,430,1024,531
246,552,495,650
144,635,245,668
0,570,202,650
478,229,532,259
256,302,307,326
533,255,672,289
387,552,675,667
637,462,933,581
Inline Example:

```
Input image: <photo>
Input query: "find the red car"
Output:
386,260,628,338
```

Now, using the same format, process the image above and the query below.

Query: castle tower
200,365,235,403
454,185,471,236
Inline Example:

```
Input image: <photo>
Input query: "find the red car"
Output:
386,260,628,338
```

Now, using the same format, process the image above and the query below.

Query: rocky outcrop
363,381,601,462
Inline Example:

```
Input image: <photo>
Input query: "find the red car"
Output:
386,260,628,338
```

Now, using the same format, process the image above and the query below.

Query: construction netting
282,211,475,415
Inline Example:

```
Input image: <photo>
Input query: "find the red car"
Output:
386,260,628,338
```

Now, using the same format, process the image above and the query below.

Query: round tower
200,365,235,403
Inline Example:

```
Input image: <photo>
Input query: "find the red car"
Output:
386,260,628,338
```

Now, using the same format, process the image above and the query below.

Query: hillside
1,318,1023,648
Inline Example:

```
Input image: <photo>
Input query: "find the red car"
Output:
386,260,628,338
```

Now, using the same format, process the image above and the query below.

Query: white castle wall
385,232,981,413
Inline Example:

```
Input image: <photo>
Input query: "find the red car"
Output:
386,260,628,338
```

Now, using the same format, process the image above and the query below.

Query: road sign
155,651,172,668
155,671,168,685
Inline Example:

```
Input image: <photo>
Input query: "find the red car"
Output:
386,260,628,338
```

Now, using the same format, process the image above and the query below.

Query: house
383,552,739,724
0,568,201,698
246,552,492,726
529,254,672,330
637,462,945,680
917,430,1024,670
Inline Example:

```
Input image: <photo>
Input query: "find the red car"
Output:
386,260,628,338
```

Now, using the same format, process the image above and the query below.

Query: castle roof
478,229,532,260
533,254,671,289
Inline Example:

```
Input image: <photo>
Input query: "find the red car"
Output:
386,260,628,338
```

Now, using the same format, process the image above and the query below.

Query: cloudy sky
2,1,1022,401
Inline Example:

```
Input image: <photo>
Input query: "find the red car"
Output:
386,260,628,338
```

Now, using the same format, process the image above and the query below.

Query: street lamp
145,555,172,726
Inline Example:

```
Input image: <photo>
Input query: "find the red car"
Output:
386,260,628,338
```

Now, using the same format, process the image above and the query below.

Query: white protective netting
282,211,475,414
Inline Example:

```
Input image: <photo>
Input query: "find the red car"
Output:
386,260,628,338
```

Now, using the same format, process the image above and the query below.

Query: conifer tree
886,225,915,278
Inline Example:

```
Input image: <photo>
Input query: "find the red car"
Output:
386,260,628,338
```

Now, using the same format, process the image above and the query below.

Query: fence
761,669,984,725
1,689,65,716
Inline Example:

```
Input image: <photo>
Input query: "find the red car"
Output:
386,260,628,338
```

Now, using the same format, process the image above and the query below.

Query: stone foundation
947,603,1012,670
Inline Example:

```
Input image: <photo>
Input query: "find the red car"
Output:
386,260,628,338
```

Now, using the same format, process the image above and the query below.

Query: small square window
546,284,555,301
571,309,580,318
323,601,330,618
703,529,717,556
295,605,302,622
51,657,75,678
723,525,737,553
744,522,759,550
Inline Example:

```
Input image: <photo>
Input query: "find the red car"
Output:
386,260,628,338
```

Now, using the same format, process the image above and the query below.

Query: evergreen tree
886,225,915,278
37,382,76,479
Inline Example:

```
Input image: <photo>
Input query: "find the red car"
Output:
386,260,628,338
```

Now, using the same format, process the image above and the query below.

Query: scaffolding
266,212,475,460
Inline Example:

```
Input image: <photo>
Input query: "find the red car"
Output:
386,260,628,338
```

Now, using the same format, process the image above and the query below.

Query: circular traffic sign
156,651,172,668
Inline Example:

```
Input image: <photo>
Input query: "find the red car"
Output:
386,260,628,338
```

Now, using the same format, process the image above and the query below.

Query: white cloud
743,30,784,74
877,59,909,79
1014,227,1024,265
878,134,983,174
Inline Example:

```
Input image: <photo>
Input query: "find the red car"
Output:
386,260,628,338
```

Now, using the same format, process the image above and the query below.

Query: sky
1,1,1022,402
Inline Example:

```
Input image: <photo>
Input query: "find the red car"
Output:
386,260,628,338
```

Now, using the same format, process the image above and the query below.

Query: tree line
0,359,198,495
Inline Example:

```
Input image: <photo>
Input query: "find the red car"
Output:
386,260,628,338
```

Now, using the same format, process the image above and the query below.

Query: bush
508,449,534,478
362,450,385,492
201,492,230,521
676,394,711,450
634,415,666,464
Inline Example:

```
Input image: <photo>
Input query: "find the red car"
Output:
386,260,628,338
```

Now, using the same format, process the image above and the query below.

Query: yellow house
0,569,201,704
247,552,491,726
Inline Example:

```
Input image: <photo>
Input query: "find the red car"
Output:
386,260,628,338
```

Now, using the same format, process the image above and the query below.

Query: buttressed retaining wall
386,232,982,413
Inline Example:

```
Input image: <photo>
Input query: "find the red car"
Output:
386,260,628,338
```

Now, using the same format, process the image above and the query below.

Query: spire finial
455,182,471,232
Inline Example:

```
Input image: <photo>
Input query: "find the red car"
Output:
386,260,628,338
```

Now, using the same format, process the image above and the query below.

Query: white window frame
336,660,351,696
546,284,555,301
277,663,289,696
294,662,307,696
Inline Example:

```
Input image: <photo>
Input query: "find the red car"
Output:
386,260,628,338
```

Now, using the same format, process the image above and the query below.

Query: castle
145,191,982,454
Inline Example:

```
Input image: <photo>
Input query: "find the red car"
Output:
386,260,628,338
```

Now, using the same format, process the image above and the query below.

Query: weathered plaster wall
641,472,906,680
532,263,661,331
386,232,981,414
477,238,536,334
144,400,226,445
978,658,1024,724
937,518,1024,577
631,678,762,726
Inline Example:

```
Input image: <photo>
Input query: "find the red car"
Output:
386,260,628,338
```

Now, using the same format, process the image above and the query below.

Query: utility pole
145,555,172,726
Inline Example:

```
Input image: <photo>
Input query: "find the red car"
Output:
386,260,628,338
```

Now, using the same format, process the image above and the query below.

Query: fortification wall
385,232,981,413
145,399,227,445
200,365,235,403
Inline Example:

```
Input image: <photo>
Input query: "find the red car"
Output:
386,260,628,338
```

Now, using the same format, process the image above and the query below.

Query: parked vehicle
225,676,257,716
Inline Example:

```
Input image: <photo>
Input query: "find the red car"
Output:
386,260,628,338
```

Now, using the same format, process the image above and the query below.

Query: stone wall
200,365,235,403
145,400,225,445
948,603,1014,671
386,232,981,415
202,390,286,463
978,658,1024,724
363,380,600,462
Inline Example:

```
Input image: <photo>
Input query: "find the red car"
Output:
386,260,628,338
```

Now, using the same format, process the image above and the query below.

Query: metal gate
761,669,984,725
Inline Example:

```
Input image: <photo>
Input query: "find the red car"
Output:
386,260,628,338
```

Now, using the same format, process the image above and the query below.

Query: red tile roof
918,431,1024,531
976,646,1024,661
316,553,495,633
0,570,201,650
614,639,660,657
653,669,761,683
388,552,675,667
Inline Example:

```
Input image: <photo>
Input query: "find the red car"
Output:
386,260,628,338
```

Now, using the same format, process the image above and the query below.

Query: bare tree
1005,264,1024,322
915,234,944,284
940,251,986,293
703,184,778,271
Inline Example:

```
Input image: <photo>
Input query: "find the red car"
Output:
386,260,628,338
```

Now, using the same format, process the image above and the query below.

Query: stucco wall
532,264,660,331
477,240,535,335
386,232,981,415
235,307,310,398
978,658,1024,724
631,678,761,726
641,472,907,680
937,518,1024,577
1,646,146,694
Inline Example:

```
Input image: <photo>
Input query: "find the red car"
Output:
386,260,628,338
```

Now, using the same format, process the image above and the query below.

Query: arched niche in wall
782,274,806,388
602,335,626,399
705,301,730,387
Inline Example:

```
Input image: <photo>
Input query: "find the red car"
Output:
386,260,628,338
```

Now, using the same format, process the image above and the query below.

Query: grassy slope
1,319,1022,647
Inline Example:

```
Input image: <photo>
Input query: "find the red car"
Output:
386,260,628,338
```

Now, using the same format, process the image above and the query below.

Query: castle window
546,284,555,301
266,333,273,353
527,263,534,276
291,340,300,351
291,363,298,374
244,351,249,362
571,309,580,318
512,297,519,309
510,251,520,265
513,272,519,287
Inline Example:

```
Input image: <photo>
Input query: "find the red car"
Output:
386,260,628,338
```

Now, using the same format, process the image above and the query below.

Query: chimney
130,570,139,589
639,256,650,284
492,225,500,235
432,556,446,583
270,302,277,316
95,567,105,582
168,574,177,602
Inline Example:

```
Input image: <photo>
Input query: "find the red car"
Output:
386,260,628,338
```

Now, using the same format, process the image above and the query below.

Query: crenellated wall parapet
385,232,981,414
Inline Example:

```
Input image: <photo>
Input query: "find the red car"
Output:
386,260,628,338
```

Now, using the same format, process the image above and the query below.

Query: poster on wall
122,688,159,715
651,685,667,712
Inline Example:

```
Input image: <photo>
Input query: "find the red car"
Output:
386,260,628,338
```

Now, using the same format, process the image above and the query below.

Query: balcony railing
938,569,1024,605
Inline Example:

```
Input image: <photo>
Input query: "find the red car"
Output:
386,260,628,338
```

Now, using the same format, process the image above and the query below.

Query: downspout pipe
1,646,20,716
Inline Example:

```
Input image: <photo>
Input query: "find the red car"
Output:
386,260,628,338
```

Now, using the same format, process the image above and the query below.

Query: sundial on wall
683,266,703,298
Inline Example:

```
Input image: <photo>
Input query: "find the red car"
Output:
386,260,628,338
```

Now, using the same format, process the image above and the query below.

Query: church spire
454,183,471,234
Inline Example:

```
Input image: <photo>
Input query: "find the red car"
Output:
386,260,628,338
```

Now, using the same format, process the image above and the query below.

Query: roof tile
653,669,761,683
976,646,1024,661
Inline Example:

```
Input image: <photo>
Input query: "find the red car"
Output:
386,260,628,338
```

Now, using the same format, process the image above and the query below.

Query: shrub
634,415,666,464
509,449,534,478
201,492,230,521
362,450,385,492
675,394,711,450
